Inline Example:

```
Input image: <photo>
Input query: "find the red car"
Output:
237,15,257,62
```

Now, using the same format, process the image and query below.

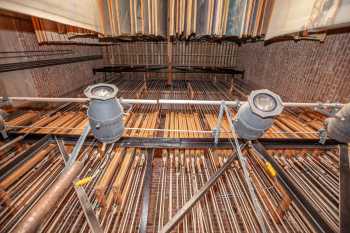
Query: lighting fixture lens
253,93,277,112
91,86,114,98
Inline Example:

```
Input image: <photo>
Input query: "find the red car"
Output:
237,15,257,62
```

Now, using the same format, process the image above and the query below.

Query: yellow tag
265,162,277,177
75,176,93,187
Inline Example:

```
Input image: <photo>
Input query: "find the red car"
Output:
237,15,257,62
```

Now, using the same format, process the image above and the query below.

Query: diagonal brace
158,149,240,233
224,105,267,233
57,136,103,233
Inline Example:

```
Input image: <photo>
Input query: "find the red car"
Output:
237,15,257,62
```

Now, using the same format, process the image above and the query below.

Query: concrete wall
237,33,350,103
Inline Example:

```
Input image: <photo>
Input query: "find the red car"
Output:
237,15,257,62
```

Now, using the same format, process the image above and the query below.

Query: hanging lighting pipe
0,96,345,108
0,97,89,103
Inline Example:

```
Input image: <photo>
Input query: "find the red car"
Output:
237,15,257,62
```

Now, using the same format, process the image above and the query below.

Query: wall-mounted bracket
318,128,327,144
293,32,327,42
0,97,10,108
314,102,342,118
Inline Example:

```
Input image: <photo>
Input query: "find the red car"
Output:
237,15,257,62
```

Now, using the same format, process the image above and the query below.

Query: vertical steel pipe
340,144,350,233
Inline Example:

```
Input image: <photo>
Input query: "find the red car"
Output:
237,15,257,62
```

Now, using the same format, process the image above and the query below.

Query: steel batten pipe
12,161,84,233
282,102,343,107
0,96,345,108
120,99,158,104
0,97,89,103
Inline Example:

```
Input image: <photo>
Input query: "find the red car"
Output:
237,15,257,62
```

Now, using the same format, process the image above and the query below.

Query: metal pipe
0,97,89,103
0,96,345,108
282,102,343,108
74,185,103,233
138,149,154,233
12,161,84,233
157,99,240,106
158,151,238,233
339,144,350,233
120,99,158,104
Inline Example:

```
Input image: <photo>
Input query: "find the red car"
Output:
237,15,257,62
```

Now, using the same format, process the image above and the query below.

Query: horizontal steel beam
98,34,242,43
5,133,341,149
93,65,244,75
259,138,340,149
0,55,102,73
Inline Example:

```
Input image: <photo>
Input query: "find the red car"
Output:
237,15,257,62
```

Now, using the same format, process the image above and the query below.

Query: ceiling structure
1,0,350,44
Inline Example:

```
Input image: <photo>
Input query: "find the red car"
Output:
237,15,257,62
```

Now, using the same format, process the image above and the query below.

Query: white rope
5,124,321,135
0,96,345,108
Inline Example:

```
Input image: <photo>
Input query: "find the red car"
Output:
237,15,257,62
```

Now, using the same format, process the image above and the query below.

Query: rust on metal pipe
12,161,84,233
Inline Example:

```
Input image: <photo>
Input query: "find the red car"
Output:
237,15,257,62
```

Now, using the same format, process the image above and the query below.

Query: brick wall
29,45,105,97
237,33,350,103
0,12,105,97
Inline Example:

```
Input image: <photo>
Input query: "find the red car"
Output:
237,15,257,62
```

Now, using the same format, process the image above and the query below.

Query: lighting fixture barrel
0,109,8,138
326,103,350,143
233,89,283,140
84,83,124,143
0,112,4,131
